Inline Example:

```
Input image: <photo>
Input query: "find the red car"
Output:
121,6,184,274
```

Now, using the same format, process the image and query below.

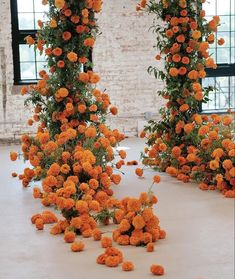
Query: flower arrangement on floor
136,0,235,198
10,0,165,275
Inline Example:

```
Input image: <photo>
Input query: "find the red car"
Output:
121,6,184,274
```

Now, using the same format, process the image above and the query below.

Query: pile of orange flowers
11,0,166,275
137,0,235,198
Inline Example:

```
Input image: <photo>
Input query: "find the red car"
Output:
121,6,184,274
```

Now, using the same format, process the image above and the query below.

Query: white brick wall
0,0,165,141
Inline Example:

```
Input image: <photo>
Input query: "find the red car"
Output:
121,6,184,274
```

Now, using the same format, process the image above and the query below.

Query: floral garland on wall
10,0,166,275
136,0,235,198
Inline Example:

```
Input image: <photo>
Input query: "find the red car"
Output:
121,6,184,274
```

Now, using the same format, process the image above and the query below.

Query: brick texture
0,0,165,142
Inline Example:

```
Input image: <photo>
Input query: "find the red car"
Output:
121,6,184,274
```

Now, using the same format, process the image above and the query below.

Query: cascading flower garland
11,0,165,273
136,0,235,198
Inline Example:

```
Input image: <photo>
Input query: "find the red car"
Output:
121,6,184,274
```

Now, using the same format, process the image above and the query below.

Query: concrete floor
0,138,234,279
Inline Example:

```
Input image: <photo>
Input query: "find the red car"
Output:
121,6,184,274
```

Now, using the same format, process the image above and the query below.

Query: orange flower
35,218,44,230
178,67,187,75
92,228,102,241
67,52,78,62
209,160,219,170
122,261,134,271
179,104,189,112
10,152,18,161
101,237,112,248
218,38,225,45
55,0,65,9
78,72,89,83
84,38,95,47
25,35,35,45
85,127,97,138
132,215,145,229
170,17,179,26
135,168,143,177
169,67,178,77
64,231,76,243
105,256,120,267
165,29,173,38
150,265,165,276
205,57,217,69
171,146,181,158
188,70,198,80
172,54,181,63
184,123,194,134
153,175,161,183
176,34,185,43
222,160,233,170
71,241,85,252
192,30,201,40
76,200,88,214
52,47,62,56
181,56,190,64
146,242,154,252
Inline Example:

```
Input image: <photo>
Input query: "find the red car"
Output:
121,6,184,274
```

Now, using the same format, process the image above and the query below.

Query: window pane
219,16,230,31
36,51,46,62
216,48,230,63
202,76,235,111
17,0,34,13
231,32,235,47
231,48,235,63
20,62,36,79
217,0,231,15
18,13,35,30
204,1,216,16
19,44,35,62
34,0,49,12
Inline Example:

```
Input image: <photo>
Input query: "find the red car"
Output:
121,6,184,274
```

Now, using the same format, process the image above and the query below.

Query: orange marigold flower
67,51,77,62
105,256,120,267
209,160,219,170
52,47,62,56
122,261,134,271
101,236,112,248
224,190,235,198
198,125,209,136
192,30,201,39
150,264,165,276
132,215,145,230
222,159,233,170
78,72,89,83
71,241,85,252
64,231,76,243
169,67,178,77
11,172,18,177
93,228,102,241
218,38,225,45
135,168,143,177
179,104,189,112
172,54,181,62
35,218,44,230
127,198,141,212
55,0,65,9
76,200,89,214
147,242,155,252
159,143,167,151
84,38,95,47
10,152,18,161
153,175,161,183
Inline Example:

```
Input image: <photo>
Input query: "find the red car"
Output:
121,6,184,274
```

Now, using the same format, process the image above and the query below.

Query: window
202,0,235,113
11,0,48,84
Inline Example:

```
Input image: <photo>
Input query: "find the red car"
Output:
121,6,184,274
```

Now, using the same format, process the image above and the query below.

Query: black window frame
10,0,41,85
201,0,235,113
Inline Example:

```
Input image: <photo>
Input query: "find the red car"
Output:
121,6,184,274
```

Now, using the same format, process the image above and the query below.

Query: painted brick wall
0,0,165,142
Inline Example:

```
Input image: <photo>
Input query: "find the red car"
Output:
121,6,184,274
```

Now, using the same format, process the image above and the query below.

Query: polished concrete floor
0,138,234,279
